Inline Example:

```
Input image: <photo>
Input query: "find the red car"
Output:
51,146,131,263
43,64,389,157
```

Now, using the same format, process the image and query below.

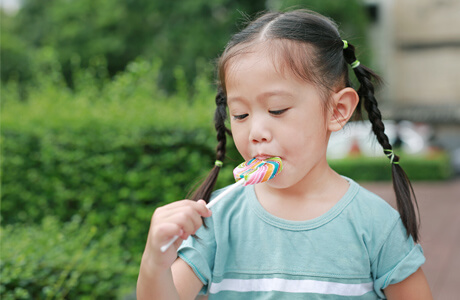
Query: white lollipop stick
206,180,244,209
160,180,244,252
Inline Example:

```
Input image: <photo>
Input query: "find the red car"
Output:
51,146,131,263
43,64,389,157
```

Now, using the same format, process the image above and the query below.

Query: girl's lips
254,154,278,160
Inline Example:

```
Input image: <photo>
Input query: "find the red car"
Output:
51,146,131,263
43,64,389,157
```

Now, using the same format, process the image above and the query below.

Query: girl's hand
141,199,212,271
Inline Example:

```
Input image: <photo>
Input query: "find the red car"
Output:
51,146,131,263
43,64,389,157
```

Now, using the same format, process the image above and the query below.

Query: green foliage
329,152,453,181
0,57,240,297
2,0,370,91
0,216,138,300
1,57,240,260
0,11,33,84
2,0,265,90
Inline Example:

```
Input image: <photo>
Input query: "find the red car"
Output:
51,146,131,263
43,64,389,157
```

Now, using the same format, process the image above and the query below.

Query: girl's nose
249,117,272,144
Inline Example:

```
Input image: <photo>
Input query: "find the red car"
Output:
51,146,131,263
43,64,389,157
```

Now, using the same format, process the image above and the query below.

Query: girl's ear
328,87,359,132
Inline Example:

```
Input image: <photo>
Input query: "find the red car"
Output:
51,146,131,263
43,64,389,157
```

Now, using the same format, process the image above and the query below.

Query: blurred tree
1,10,34,84
2,0,370,93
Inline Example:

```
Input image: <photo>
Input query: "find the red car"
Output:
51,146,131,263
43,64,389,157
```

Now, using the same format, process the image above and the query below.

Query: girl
137,9,432,299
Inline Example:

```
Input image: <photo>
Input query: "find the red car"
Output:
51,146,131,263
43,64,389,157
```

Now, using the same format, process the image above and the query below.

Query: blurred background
1,0,459,299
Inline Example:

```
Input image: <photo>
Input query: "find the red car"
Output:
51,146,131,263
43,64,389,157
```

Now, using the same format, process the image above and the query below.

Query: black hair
192,9,420,242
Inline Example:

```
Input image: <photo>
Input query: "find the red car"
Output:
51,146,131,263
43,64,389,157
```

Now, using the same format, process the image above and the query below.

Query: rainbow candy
233,157,283,186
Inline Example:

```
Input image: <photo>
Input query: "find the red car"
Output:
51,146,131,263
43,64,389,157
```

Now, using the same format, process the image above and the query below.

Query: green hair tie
342,40,348,49
351,60,360,69
215,160,223,167
384,149,399,165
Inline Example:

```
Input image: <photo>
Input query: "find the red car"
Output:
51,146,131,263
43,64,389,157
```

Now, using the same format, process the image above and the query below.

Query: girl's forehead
222,40,318,88
225,49,272,77
224,57,292,95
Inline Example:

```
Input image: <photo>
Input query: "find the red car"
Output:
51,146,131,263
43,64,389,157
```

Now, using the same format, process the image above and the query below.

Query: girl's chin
263,174,292,189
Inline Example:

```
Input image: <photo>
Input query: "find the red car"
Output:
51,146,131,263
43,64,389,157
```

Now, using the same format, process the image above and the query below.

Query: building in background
365,0,460,173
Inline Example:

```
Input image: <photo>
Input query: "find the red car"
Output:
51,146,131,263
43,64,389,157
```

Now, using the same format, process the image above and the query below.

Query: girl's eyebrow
256,90,294,102
228,90,295,104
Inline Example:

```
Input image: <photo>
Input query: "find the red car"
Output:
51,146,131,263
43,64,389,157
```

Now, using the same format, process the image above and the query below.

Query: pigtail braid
191,87,230,203
343,43,420,242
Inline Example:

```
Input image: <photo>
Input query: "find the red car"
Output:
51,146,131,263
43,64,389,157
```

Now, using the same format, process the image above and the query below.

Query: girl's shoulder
356,183,398,214
344,178,402,233
343,177,396,212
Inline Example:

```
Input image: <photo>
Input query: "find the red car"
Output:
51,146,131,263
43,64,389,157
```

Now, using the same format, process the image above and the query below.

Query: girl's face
226,50,334,191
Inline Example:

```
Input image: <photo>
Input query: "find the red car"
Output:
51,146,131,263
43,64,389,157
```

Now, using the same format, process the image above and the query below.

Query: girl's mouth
254,154,279,160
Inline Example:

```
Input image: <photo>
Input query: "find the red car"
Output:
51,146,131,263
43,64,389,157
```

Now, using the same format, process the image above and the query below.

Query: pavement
362,178,460,300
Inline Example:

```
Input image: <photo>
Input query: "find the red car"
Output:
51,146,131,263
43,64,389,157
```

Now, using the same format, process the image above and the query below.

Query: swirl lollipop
205,157,283,209
233,157,283,186
160,157,283,252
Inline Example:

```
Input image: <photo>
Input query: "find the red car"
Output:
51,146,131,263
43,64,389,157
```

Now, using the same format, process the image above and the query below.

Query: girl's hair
192,9,420,242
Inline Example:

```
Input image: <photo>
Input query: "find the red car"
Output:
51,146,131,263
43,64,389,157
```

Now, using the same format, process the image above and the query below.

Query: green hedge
1,59,240,258
329,152,452,181
1,59,243,298
0,216,138,300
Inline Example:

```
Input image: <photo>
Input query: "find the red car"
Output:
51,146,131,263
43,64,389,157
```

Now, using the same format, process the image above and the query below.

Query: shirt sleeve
371,217,425,298
177,215,216,295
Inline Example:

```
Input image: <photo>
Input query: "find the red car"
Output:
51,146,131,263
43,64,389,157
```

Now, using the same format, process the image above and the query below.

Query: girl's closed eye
269,108,289,116
233,113,249,120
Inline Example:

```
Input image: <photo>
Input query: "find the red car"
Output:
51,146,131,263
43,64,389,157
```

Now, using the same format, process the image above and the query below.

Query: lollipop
205,157,283,209
233,157,283,186
160,157,283,252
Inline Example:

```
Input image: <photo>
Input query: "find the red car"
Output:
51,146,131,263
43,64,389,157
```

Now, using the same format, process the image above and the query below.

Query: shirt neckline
247,177,359,231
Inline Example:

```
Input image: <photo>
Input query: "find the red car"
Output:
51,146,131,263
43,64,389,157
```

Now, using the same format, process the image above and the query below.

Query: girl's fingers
152,200,211,241
173,236,184,249
172,201,210,233
156,200,211,229
152,222,182,244
196,199,212,218
144,200,212,269
155,200,210,219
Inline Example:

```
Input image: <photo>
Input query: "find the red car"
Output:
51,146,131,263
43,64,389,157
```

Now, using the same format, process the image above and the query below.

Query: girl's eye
269,108,288,116
233,114,248,120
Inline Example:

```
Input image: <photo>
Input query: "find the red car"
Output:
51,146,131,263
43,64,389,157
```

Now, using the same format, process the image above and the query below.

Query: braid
191,87,230,203
214,88,229,165
344,43,420,242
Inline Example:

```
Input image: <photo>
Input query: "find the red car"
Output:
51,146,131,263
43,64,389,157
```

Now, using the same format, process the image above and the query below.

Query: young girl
137,9,432,299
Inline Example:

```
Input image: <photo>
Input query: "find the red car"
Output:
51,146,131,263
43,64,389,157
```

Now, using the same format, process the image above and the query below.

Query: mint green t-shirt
178,178,425,299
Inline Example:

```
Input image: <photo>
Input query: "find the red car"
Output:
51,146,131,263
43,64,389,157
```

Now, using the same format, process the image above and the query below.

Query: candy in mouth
233,157,283,186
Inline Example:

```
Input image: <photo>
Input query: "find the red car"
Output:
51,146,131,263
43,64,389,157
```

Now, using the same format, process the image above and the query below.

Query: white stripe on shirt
209,278,374,296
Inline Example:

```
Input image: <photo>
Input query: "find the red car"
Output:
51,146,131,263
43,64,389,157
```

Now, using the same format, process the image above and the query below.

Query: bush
0,216,138,299
1,58,240,258
329,152,452,181
1,58,242,297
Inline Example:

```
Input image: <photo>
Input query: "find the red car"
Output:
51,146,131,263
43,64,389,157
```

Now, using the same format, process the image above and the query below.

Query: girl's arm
137,256,203,300
137,200,211,300
384,268,433,300
172,257,205,298
137,256,179,300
